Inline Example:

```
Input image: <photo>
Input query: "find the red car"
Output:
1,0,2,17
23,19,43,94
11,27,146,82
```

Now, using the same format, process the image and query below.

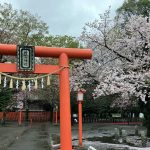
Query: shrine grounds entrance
0,44,92,150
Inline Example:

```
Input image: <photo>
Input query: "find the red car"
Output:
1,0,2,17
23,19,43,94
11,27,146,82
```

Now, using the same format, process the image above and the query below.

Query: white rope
0,66,66,81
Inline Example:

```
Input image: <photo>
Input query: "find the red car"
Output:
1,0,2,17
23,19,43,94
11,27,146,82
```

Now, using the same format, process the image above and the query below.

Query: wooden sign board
17,45,35,72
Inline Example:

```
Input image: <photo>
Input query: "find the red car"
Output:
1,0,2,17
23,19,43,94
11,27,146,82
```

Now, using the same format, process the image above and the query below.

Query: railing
82,116,141,124
0,112,142,124
0,111,51,122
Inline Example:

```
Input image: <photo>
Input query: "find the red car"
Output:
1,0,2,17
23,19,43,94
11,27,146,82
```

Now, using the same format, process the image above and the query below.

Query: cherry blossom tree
71,9,150,103
70,9,150,135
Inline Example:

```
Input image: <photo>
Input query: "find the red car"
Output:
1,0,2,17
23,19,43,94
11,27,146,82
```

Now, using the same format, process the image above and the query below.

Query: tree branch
87,35,132,62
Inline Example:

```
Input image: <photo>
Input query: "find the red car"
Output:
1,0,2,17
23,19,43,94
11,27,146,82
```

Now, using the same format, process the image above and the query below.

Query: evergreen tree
0,86,13,111
117,0,150,21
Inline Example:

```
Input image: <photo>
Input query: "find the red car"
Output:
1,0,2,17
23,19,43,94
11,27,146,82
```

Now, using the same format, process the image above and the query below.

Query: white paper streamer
4,77,7,87
16,80,19,90
28,80,31,91
41,78,44,89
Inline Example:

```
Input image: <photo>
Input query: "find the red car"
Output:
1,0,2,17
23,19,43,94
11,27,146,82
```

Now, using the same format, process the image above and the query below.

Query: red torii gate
0,44,92,150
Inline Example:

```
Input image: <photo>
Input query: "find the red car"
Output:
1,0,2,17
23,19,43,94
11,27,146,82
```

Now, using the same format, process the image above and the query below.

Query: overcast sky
1,0,124,37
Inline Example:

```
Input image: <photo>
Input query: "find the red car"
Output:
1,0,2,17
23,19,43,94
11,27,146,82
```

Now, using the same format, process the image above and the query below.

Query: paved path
7,123,50,150
0,123,28,149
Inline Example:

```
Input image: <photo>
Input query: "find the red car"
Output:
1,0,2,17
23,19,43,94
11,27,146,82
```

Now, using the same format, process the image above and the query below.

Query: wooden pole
59,53,72,150
78,101,83,147
18,109,22,126
55,110,58,124
53,111,55,124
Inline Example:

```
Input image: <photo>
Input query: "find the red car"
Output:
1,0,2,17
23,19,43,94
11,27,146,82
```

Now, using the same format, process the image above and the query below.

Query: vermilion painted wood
0,44,92,59
59,53,72,150
0,63,60,74
0,44,93,150
78,101,83,147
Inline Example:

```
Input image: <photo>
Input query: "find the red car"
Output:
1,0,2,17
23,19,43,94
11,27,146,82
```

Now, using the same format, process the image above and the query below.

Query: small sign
17,45,35,71
112,113,121,118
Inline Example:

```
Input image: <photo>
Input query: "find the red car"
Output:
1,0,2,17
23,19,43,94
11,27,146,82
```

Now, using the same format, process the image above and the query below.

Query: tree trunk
146,118,150,137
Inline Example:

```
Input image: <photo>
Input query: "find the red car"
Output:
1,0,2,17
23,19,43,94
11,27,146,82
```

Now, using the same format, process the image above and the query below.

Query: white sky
0,0,124,37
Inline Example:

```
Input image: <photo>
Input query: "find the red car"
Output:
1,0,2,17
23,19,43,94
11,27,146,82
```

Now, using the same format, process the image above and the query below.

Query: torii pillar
0,44,92,150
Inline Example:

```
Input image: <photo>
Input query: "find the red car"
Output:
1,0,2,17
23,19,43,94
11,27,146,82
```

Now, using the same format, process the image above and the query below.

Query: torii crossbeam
0,44,92,150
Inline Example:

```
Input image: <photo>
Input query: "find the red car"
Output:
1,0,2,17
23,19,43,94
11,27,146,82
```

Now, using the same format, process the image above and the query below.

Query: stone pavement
7,123,50,150
0,122,28,150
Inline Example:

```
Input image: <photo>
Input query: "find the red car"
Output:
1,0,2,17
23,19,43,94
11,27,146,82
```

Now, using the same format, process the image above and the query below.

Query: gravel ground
0,122,150,150
50,123,150,150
